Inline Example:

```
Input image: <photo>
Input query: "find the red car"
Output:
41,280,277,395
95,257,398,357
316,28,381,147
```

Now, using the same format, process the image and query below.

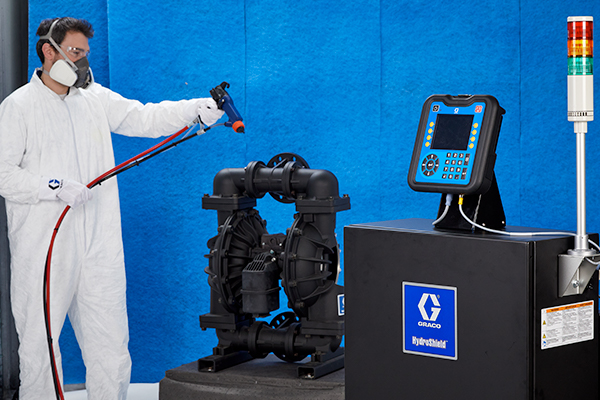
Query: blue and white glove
39,177,93,208
197,98,224,126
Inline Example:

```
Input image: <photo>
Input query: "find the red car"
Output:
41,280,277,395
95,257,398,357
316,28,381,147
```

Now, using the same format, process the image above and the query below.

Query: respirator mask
40,19,92,89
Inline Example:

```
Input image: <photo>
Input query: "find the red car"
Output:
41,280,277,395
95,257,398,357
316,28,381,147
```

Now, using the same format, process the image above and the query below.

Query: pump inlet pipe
559,16,600,297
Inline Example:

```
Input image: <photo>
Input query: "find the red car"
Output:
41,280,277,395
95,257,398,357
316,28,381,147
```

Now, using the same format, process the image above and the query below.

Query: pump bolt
572,279,581,288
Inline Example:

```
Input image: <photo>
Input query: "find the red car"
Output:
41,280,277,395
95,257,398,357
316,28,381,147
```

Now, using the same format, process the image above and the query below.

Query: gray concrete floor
64,383,158,400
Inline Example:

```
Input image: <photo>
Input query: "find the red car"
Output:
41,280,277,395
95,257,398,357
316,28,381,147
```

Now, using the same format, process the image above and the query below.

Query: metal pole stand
558,121,600,297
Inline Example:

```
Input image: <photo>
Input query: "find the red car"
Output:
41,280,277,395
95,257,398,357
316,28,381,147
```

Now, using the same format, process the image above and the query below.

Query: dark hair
36,17,94,64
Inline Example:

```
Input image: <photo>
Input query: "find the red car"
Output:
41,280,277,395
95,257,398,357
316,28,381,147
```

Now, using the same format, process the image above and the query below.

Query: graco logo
48,179,61,190
418,293,441,328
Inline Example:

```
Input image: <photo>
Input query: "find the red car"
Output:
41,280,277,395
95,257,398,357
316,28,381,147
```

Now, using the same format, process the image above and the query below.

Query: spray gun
210,82,245,133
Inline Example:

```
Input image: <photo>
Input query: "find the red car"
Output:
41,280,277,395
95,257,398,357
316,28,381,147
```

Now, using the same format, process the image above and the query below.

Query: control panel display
408,95,504,195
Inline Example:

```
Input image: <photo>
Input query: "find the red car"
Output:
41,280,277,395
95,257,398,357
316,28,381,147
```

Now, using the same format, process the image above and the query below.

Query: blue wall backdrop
25,0,600,384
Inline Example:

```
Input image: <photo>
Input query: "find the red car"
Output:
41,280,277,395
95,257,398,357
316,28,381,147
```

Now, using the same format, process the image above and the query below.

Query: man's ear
42,42,57,64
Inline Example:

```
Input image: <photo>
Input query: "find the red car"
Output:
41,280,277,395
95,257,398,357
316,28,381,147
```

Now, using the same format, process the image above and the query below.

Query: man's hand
40,177,93,208
197,98,225,126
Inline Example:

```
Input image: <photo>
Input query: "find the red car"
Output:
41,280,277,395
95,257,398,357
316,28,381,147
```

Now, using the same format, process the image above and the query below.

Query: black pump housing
198,153,350,379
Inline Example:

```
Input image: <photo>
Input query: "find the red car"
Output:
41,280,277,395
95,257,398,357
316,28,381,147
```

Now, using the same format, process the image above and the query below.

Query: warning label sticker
541,300,594,350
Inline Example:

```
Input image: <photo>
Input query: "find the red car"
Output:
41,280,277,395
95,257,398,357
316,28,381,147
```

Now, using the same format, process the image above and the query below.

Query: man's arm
88,84,222,138
0,97,40,204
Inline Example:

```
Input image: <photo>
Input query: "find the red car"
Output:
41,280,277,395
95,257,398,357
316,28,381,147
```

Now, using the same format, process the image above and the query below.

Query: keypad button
422,154,439,175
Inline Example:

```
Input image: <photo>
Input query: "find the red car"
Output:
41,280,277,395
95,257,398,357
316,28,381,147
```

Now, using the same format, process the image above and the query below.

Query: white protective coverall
0,70,220,400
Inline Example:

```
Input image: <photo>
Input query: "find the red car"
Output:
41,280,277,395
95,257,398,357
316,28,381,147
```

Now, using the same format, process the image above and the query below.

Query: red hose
88,126,189,188
44,207,69,399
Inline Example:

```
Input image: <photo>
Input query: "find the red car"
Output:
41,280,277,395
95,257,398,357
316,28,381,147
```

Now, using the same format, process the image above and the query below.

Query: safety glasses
60,45,90,59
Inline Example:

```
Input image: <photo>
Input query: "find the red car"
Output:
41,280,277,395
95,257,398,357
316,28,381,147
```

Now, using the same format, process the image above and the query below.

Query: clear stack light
559,17,597,297
568,16,594,122
566,16,595,254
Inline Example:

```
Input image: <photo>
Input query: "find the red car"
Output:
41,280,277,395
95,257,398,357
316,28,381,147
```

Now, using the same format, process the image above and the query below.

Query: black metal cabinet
345,218,598,400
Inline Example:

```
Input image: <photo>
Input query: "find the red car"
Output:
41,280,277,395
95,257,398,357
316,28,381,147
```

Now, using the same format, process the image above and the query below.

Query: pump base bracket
197,350,253,373
297,347,345,379
558,253,600,297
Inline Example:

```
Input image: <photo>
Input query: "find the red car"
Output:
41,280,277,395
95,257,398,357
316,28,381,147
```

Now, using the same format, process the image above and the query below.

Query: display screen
430,114,474,150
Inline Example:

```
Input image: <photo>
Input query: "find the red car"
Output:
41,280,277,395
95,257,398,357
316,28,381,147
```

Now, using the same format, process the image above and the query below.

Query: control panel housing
408,95,504,195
